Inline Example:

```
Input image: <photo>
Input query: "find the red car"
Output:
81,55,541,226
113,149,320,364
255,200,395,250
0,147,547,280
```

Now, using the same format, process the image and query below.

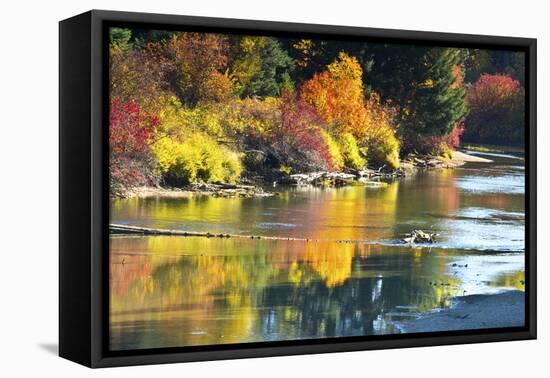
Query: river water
109,150,525,350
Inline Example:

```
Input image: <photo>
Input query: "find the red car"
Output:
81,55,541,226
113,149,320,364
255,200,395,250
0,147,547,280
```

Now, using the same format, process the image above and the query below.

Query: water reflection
110,237,524,350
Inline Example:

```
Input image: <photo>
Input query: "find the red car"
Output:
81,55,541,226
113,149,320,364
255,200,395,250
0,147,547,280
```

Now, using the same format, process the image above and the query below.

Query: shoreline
395,290,525,333
112,150,493,200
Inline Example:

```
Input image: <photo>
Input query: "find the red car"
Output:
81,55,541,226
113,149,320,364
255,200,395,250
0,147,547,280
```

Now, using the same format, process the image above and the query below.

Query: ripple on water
437,207,525,252
257,222,299,229
455,174,524,194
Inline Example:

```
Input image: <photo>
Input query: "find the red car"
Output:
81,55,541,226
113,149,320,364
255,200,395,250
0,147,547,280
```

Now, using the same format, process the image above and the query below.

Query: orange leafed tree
159,32,235,106
300,52,367,137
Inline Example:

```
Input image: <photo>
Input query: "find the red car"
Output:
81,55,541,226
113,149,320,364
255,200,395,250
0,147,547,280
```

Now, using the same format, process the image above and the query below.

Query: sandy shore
452,150,493,164
396,290,525,333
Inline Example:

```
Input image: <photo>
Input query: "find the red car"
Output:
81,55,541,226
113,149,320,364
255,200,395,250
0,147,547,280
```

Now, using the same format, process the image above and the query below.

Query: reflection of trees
255,244,462,340
111,253,272,348
463,193,520,212
110,253,153,297
266,183,399,287
111,237,468,349
394,169,459,224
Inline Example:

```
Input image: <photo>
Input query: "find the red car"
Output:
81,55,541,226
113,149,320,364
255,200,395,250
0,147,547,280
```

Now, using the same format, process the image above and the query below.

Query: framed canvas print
59,10,536,368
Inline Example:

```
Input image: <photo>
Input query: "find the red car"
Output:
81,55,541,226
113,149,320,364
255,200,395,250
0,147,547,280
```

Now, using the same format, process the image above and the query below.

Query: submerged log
111,224,381,246
109,224,311,242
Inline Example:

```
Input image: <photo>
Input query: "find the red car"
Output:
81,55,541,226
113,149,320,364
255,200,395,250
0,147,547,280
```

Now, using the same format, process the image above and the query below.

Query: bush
110,158,160,196
219,97,281,138
158,97,226,139
367,130,400,169
402,122,464,156
272,91,333,172
109,99,160,194
320,130,344,171
362,93,400,169
464,74,524,146
338,133,366,170
152,133,242,185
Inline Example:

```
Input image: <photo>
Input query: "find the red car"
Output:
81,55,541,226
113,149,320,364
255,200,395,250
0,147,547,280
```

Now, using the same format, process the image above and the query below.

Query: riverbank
112,149,493,199
118,182,275,199
396,290,525,333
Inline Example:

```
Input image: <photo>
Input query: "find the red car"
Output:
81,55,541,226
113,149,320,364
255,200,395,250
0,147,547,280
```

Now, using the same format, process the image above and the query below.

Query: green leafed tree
109,27,133,50
230,36,295,97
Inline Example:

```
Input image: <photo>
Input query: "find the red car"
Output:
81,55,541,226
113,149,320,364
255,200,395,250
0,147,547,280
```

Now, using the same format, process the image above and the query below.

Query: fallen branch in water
110,224,311,242
109,223,389,245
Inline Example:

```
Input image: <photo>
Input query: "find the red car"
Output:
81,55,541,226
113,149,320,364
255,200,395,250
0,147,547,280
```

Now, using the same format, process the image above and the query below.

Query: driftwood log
110,224,311,242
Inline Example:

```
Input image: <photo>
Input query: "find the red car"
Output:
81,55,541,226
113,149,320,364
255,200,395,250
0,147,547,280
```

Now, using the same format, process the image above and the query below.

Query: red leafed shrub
110,98,160,195
274,91,335,171
464,74,525,146
441,122,464,150
403,122,464,156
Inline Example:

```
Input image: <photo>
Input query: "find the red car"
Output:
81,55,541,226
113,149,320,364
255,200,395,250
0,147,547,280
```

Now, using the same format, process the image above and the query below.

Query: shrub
367,130,400,169
402,122,464,156
109,99,160,194
158,97,227,139
219,97,281,138
152,133,243,185
338,133,366,170
464,74,525,146
320,130,344,171
272,91,333,172
362,93,400,169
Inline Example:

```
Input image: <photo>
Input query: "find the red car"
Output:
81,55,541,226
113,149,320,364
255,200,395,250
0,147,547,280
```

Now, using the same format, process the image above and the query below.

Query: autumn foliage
108,28,524,194
276,91,335,171
301,53,367,136
464,74,525,145
110,99,160,195
301,53,400,169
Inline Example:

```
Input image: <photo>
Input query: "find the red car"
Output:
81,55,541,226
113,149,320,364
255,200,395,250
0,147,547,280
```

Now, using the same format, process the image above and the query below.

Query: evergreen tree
245,38,295,97
230,37,295,97
109,28,133,51
410,48,468,136
367,45,468,139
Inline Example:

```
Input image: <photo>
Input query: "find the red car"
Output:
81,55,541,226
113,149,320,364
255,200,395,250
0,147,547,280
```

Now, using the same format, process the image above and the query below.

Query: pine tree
245,38,295,97
230,37,295,97
410,48,468,136
368,45,468,139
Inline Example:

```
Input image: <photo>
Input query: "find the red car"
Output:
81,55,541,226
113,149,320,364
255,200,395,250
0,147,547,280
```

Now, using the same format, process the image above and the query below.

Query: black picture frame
59,9,537,368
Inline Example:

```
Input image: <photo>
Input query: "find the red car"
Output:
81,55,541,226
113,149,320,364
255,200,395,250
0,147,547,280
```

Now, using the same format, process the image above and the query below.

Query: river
109,149,525,350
